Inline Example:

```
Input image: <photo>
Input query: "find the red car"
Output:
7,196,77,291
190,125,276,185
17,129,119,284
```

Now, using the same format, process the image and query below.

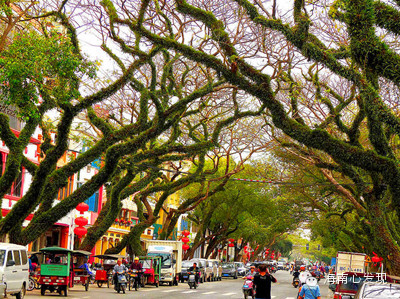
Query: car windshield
363,284,400,298
182,261,192,268
222,264,234,269
148,253,171,269
339,276,379,292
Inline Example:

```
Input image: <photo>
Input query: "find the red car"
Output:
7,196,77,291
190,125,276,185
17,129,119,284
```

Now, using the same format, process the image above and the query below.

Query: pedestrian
253,263,277,299
298,277,321,299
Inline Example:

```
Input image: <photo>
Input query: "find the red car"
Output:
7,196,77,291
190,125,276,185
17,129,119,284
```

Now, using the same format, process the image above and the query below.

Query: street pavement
26,271,334,299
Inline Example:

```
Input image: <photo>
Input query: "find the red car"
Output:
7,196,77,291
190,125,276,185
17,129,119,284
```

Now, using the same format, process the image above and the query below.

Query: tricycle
38,247,72,296
92,254,122,288
139,256,161,288
72,250,92,291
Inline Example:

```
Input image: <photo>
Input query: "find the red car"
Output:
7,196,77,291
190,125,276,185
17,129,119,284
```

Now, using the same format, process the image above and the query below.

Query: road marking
202,291,217,294
182,290,198,293
222,292,236,296
162,289,179,292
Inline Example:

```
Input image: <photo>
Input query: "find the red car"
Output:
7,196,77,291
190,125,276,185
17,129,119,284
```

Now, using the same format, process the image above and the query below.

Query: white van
0,243,29,298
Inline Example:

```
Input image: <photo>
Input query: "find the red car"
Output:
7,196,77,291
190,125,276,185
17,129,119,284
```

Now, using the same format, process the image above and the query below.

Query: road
26,271,334,299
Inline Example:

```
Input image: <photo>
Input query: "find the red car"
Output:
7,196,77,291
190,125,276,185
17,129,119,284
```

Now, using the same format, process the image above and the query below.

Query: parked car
0,243,29,299
179,260,193,283
234,262,246,276
354,282,400,299
208,259,222,281
221,262,238,279
189,258,207,283
277,262,285,270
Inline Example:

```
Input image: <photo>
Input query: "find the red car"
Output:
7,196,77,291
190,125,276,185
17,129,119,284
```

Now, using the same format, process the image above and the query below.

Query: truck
144,240,182,286
336,251,366,278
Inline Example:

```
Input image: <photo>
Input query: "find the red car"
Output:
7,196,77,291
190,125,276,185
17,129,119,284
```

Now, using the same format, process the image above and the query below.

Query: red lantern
228,243,234,247
75,216,88,227
76,202,89,213
229,238,235,243
115,219,120,223
218,249,221,253
182,244,190,251
182,230,190,237
182,237,190,243
74,226,87,238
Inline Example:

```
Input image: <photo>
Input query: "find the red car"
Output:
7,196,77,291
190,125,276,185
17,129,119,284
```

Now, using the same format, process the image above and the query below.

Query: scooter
187,271,199,289
292,277,300,288
115,271,127,294
242,276,255,299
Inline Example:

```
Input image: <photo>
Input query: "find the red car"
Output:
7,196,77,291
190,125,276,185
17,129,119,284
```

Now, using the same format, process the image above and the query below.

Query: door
12,250,24,290
5,250,18,292
19,250,29,286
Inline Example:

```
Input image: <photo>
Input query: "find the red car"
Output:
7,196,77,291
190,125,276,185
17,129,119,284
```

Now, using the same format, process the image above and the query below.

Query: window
13,250,21,265
4,161,24,198
20,250,27,265
0,250,5,266
57,176,74,200
9,115,23,131
6,251,12,265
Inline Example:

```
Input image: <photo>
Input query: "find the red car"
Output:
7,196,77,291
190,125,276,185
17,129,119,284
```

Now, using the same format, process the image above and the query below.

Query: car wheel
40,286,46,296
169,281,173,286
16,284,26,299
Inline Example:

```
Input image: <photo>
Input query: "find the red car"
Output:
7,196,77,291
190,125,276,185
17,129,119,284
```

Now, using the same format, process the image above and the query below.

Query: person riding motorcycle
188,262,200,284
113,260,127,290
292,267,301,284
129,257,143,286
244,265,257,278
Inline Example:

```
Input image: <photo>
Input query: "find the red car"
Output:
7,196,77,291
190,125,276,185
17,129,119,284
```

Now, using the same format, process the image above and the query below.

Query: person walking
253,264,277,299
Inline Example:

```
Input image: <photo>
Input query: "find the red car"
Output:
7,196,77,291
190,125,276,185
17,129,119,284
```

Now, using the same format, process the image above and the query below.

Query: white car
0,243,29,299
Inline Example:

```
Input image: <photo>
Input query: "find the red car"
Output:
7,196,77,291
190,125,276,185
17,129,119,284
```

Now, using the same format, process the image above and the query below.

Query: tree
103,0,400,274
0,0,264,253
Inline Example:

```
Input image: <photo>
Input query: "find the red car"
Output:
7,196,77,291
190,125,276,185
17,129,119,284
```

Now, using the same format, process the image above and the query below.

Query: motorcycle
115,271,127,294
187,271,199,289
292,277,300,288
128,269,142,291
311,270,324,282
242,275,255,299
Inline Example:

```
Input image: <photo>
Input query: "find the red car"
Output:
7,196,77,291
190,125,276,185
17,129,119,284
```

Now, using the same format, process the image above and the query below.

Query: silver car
353,282,400,299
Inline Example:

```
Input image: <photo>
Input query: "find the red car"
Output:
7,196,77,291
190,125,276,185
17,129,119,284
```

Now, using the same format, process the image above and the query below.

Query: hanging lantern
218,249,221,253
75,216,88,227
228,243,234,247
115,219,120,223
229,238,235,243
182,230,190,237
181,237,190,243
75,203,89,239
76,202,89,213
74,226,87,238
182,244,190,251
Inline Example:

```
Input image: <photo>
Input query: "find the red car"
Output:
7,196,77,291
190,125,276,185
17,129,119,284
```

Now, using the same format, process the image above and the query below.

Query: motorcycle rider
188,262,200,284
244,265,257,278
292,267,301,284
113,259,127,290
129,257,143,286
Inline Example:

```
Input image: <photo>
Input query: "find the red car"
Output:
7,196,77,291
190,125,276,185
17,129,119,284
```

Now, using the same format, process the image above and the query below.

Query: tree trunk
368,201,400,275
